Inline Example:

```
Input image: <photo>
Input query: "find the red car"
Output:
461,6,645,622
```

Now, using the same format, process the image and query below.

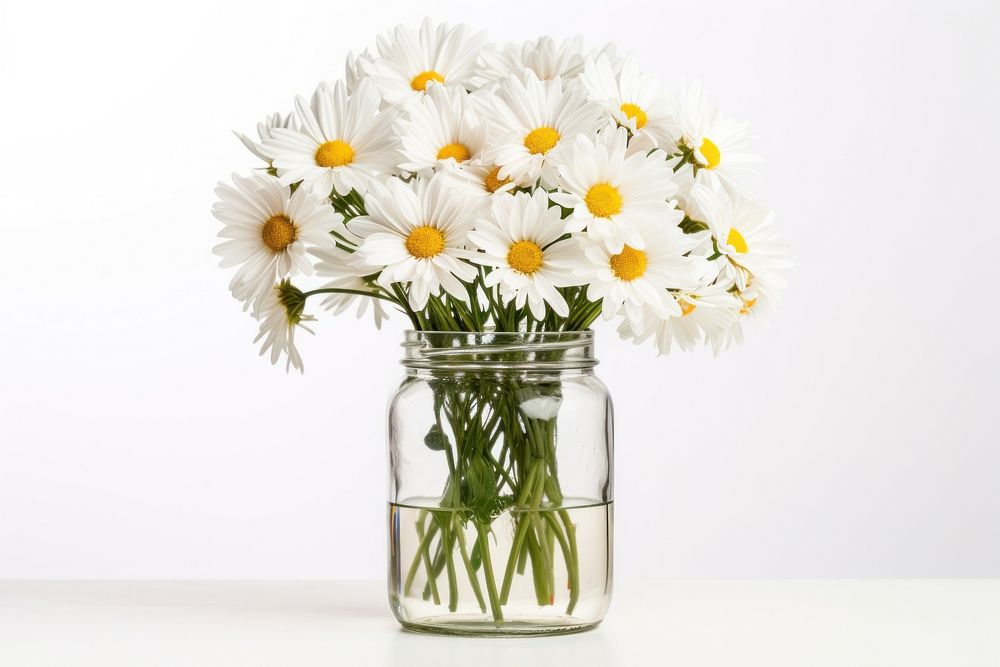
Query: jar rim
400,329,598,371
404,329,594,337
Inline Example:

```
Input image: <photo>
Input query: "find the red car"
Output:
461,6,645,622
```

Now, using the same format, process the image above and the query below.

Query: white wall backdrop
1,0,997,579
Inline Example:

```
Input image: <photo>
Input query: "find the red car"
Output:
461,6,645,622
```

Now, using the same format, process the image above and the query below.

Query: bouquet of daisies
214,19,792,627
213,19,789,372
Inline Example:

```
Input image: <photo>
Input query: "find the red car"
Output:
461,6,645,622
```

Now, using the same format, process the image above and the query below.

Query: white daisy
466,189,584,319
667,81,760,195
309,245,389,328
687,181,791,291
578,222,704,329
235,112,298,164
441,160,521,198
587,42,627,73
253,280,314,373
669,171,727,269
471,36,587,90
263,79,398,198
486,70,604,188
364,19,487,104
725,276,784,349
618,280,741,355
739,278,781,322
396,84,489,175
212,173,343,308
551,127,681,253
347,171,479,310
345,50,374,94
580,53,674,150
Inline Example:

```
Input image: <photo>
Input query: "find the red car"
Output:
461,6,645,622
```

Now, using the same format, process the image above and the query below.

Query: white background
0,0,997,580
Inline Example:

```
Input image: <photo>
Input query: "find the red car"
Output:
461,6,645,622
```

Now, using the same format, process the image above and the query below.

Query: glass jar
387,330,614,636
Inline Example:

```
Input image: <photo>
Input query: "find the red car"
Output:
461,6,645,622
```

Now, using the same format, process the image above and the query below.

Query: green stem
422,540,447,601
475,522,504,624
525,524,552,605
516,536,530,575
559,509,581,614
545,520,556,599
412,517,441,605
301,287,398,302
544,511,579,614
455,516,487,613
438,516,459,612
426,296,461,331
386,283,422,329
403,511,432,596
499,460,547,604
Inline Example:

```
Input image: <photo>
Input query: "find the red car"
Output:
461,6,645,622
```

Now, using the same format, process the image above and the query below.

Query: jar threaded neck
401,330,597,371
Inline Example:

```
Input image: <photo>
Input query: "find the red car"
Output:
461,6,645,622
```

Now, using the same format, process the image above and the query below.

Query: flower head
551,127,681,252
364,19,487,104
263,79,398,198
667,81,760,196
578,223,706,330
396,84,489,176
581,53,674,150
235,112,297,163
347,171,480,310
440,160,521,198
466,189,585,319
618,280,741,355
471,36,588,90
483,71,604,188
687,181,791,291
212,173,345,308
344,50,375,94
253,280,314,373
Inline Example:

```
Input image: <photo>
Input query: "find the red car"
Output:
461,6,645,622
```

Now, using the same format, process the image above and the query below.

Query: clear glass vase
387,330,614,636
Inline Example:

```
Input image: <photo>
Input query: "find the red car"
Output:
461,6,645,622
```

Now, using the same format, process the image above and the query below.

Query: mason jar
386,330,614,636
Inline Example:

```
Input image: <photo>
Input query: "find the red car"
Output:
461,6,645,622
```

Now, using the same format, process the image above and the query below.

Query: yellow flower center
727,228,748,254
584,183,623,218
405,226,446,259
609,245,647,281
679,299,696,316
484,166,511,193
436,143,471,162
315,140,355,168
261,214,297,252
524,126,560,155
620,103,648,129
699,137,721,169
740,297,757,315
506,240,544,275
411,70,445,91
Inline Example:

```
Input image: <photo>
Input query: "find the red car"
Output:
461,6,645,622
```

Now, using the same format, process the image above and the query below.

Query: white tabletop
1,580,998,666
